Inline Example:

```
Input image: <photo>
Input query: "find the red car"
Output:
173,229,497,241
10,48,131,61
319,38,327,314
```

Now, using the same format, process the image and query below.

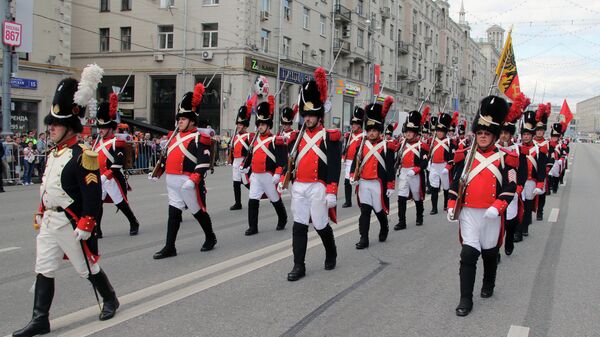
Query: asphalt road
0,143,597,337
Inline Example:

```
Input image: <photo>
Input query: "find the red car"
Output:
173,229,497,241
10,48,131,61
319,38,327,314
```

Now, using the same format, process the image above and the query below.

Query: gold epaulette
80,144,100,171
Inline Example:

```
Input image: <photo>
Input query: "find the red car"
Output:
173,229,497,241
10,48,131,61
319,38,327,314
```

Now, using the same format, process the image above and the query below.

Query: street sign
3,21,22,47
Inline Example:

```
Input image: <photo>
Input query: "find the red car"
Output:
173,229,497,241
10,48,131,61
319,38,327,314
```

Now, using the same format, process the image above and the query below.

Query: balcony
334,4,352,23
333,38,351,55
397,66,408,79
435,63,444,73
397,41,409,55
424,36,432,46
381,6,391,19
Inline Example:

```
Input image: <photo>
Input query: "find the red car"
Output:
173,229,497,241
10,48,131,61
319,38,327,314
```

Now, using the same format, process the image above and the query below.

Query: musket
281,122,306,189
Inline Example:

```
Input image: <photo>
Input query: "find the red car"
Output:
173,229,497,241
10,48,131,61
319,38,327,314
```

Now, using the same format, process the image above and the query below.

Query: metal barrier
1,142,47,186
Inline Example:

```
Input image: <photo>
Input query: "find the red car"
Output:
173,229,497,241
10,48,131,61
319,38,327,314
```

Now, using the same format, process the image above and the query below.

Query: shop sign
279,67,312,84
0,77,38,89
244,56,277,77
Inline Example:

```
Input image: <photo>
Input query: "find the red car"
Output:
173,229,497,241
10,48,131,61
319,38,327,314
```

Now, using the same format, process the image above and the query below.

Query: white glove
182,179,196,191
239,166,250,174
447,208,458,222
533,188,544,195
442,168,449,175
147,173,159,182
326,194,337,208
483,206,499,219
74,228,92,241
100,174,107,185
406,170,417,177
349,177,358,186
386,189,395,198
277,182,286,193
272,174,281,185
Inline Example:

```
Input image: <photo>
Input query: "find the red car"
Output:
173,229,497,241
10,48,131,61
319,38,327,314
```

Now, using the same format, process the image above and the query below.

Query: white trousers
166,173,202,213
358,179,383,212
549,160,562,177
429,162,449,190
397,167,422,201
249,172,280,202
344,159,352,180
522,179,537,201
232,157,244,182
459,207,501,252
291,182,329,230
102,177,124,204
506,194,519,220
35,210,100,278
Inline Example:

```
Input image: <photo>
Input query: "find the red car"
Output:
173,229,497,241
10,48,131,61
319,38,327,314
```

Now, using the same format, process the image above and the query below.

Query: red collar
57,135,78,151
179,127,198,135
306,125,324,136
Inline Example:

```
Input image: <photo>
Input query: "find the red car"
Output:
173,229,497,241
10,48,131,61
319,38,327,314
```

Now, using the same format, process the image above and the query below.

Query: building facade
576,95,600,138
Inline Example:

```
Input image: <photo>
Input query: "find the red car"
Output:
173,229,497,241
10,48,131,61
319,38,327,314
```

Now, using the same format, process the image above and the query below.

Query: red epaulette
275,136,285,146
387,140,399,152
199,133,212,145
453,148,468,163
326,129,342,141
500,148,519,168
538,144,548,154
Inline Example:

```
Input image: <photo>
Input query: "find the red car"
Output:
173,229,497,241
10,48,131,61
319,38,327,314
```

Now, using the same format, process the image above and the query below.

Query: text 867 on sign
3,21,22,47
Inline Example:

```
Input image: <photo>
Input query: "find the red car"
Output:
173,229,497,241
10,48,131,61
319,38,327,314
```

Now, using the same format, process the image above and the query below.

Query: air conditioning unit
154,52,164,62
260,11,269,21
201,51,214,60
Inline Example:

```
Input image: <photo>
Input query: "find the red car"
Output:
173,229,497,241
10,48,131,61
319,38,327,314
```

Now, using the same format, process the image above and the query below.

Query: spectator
22,141,37,185
3,136,13,183
36,132,47,176
24,130,38,147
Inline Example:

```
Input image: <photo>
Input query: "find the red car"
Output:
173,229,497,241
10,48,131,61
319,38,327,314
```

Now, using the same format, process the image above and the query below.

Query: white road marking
507,325,530,337
28,201,423,337
0,247,20,253
548,208,560,223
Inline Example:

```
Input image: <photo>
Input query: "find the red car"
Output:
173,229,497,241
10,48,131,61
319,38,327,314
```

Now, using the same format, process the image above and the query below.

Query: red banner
559,99,573,126
374,64,381,96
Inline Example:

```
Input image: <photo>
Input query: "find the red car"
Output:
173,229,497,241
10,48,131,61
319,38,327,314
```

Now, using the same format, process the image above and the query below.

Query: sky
448,0,600,111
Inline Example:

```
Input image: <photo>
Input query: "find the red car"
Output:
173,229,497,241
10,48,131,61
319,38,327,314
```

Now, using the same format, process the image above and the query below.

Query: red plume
314,67,328,103
505,92,528,123
292,104,298,114
192,83,205,111
109,93,118,120
245,99,253,119
451,111,459,127
421,105,430,126
268,95,275,116
392,122,399,131
382,96,394,117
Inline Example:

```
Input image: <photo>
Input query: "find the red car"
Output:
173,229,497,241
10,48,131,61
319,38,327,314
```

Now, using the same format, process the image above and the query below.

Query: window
283,37,291,58
301,43,309,63
261,0,271,12
99,28,110,52
359,65,364,81
203,0,219,4
100,0,109,12
202,23,218,48
120,27,131,51
303,7,310,29
390,24,394,40
320,15,326,36
158,25,174,49
381,20,385,36
319,49,326,65
356,0,364,16
160,0,175,8
260,29,270,53
357,28,364,48
121,0,131,11
283,0,291,20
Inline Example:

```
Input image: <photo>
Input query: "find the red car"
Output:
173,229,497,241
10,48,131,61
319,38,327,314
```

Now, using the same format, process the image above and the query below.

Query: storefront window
151,77,177,130
97,75,135,102
0,100,38,134
194,75,221,132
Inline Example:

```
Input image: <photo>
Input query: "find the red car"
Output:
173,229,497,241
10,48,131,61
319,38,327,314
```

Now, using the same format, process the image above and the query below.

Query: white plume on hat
74,64,104,107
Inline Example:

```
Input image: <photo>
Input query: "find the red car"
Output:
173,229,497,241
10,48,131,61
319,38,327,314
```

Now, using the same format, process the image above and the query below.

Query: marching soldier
93,94,141,237
280,68,341,281
241,99,288,235
428,112,455,214
280,106,297,140
395,110,429,230
229,104,252,211
533,103,551,221
548,122,565,194
457,120,471,151
341,107,365,208
447,96,518,317
152,84,217,259
384,122,399,142
14,67,120,337
514,110,546,242
349,97,396,249
448,111,459,139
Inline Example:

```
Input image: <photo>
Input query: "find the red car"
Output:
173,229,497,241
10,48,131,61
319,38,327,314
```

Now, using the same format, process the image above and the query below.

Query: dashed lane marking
507,325,530,337
548,208,560,223
0,247,20,253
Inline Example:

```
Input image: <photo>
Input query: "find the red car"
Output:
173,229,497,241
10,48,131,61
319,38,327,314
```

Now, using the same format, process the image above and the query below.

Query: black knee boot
523,199,532,236
481,247,499,298
88,269,120,321
342,179,353,208
193,210,217,251
96,206,104,239
375,210,389,242
415,200,424,226
316,225,337,270
13,274,54,337
395,196,407,230
116,201,140,236
153,206,182,259
505,217,516,255
288,223,308,281
443,189,449,211
246,199,260,235
272,199,288,230
456,245,480,317
230,181,242,210
537,194,546,221
430,188,439,214
356,204,371,249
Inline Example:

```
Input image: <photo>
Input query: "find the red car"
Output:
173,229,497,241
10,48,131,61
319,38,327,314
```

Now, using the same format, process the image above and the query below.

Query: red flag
374,64,381,96
559,99,573,125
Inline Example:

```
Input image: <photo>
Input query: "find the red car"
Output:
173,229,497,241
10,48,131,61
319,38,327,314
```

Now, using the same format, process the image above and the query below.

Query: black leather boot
88,269,119,321
505,217,516,255
430,188,439,214
415,200,424,226
230,181,243,210
288,223,308,281
153,206,181,259
272,199,288,230
536,194,545,221
96,206,104,239
395,196,407,230
481,247,499,298
316,225,337,270
375,210,389,242
456,245,480,317
443,189,449,211
194,211,217,251
116,201,140,236
245,199,260,235
342,179,353,208
356,204,371,249
523,199,532,237
13,274,54,337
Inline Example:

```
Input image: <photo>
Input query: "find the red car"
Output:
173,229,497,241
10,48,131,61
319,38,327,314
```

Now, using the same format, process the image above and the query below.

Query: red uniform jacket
342,129,364,161
242,132,287,175
232,132,251,159
94,135,128,203
518,141,546,189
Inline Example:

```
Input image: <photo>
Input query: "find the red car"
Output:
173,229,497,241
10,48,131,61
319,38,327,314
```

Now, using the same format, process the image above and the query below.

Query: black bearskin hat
236,105,251,127
430,116,438,132
364,97,394,132
521,110,537,134
255,101,274,129
281,106,296,125
550,122,563,137
298,67,327,118
436,113,452,132
44,78,85,133
471,95,508,138
96,93,118,129
351,106,365,125
404,110,422,133
176,83,205,123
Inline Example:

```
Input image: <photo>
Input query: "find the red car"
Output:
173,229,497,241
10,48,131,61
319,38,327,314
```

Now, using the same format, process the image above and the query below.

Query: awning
121,118,170,135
